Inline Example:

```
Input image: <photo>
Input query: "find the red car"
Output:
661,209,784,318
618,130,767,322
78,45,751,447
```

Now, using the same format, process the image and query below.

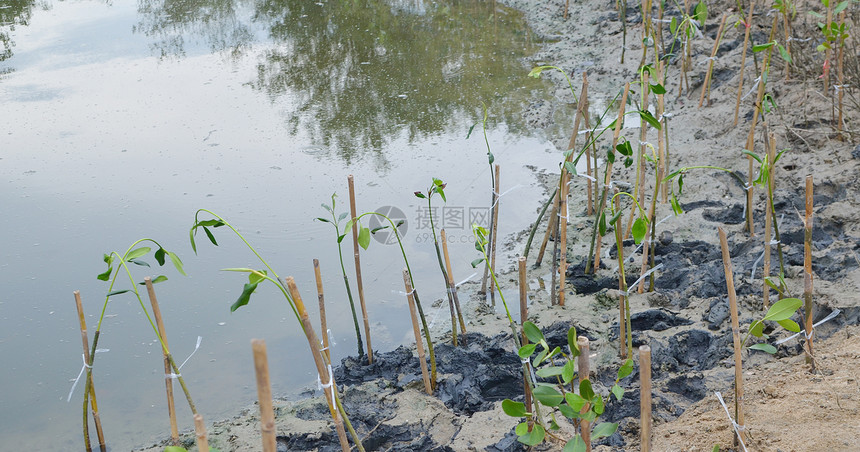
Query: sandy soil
137,0,860,450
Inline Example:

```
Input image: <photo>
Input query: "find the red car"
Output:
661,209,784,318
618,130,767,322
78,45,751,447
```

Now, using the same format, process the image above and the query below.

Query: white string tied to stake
714,391,749,452
317,363,336,401
320,328,337,352
741,76,762,101
490,184,523,209
67,349,109,402
774,309,841,345
626,264,665,297
167,336,203,380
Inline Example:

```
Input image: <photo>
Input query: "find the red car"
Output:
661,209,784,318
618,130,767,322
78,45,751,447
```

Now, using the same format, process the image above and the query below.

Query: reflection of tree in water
0,0,36,70
134,0,256,58
250,0,546,163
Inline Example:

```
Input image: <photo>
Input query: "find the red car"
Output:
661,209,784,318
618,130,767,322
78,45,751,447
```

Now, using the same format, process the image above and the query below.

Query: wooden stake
699,13,728,107
73,291,106,452
535,191,559,267
251,339,277,452
489,164,501,306
734,1,756,127
144,277,179,446
285,278,351,451
837,11,846,132
718,227,746,447
804,175,815,370
441,229,468,341
763,133,775,308
657,61,668,204
577,336,591,451
518,256,533,431
625,69,649,240
194,414,209,452
615,192,628,359
313,259,330,361
639,345,652,452
403,270,433,395
347,175,373,363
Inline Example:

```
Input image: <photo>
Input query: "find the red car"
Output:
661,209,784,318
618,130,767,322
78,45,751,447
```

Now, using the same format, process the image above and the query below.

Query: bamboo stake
763,133,775,308
194,414,209,452
589,83,631,274
438,229,459,346
489,164,501,306
577,336,591,451
718,227,746,448
74,291,106,452
699,13,728,107
734,1,756,127
481,164,498,297
348,175,373,363
657,61,668,204
144,277,179,446
441,229,468,341
251,339,277,452
615,192,628,359
804,175,815,370
535,191,559,266
403,269,433,395
518,256,533,431
313,259,330,362
625,70,649,239
837,11,846,132
824,0,834,94
640,345,652,452
285,278,352,451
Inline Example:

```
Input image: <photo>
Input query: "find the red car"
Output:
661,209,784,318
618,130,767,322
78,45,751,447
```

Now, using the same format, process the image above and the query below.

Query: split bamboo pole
251,339,277,452
763,133,775,308
535,191,559,266
804,175,815,370
348,175,373,363
144,277,178,446
194,414,209,452
73,291,106,452
313,259,330,361
639,345,652,452
718,227,746,447
577,337,591,451
489,164,501,306
733,1,756,127
441,229,468,341
438,229,459,346
285,278,352,451
699,13,728,107
518,256,533,431
615,192,628,359
403,269,433,395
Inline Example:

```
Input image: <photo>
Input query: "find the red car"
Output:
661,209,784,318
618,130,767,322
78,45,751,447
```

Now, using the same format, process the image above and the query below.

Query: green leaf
750,320,765,338
611,383,624,401
558,402,577,419
321,202,332,213
609,210,623,226
139,275,168,285
125,246,151,261
534,348,549,366
713,445,721,452
632,218,647,244
547,346,562,360
562,360,576,384
502,399,528,417
616,140,633,156
748,343,777,354
337,234,346,243
97,267,112,281
128,258,150,267
414,192,426,199
248,270,268,285
563,434,587,452
518,343,537,359
598,211,607,236
197,219,224,227
103,253,113,264
763,297,802,321
592,393,605,414
564,161,578,176
670,16,678,35
579,379,594,400
164,447,188,452
523,321,544,343
592,422,618,439
753,41,776,52
167,252,187,276
107,289,130,297
222,267,257,273
536,366,565,378
777,44,792,63
694,1,708,25
338,212,349,222
617,358,634,379
532,385,564,407
203,226,218,246
230,283,258,312
528,66,546,78
777,318,801,333
650,83,667,95
639,110,662,130
516,422,545,446
316,217,331,223
155,248,167,266
606,148,616,164
741,149,763,164
470,257,485,268
834,0,849,14
488,151,495,165
565,392,587,412
678,173,684,192
358,226,371,250
567,327,580,357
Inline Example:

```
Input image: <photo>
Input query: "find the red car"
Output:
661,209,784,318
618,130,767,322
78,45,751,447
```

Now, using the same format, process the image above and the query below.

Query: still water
0,0,567,449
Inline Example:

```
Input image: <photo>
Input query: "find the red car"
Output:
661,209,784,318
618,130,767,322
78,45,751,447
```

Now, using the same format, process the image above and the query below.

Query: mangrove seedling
316,193,367,360
189,210,364,450
502,321,634,450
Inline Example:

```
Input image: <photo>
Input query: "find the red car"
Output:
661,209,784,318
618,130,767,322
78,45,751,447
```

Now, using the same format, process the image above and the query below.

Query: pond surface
0,0,569,449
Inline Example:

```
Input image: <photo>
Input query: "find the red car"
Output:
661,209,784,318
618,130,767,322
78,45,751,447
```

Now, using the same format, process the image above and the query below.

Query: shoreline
137,0,860,450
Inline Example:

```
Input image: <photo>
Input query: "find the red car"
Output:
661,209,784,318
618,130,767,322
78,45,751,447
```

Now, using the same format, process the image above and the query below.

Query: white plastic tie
788,36,812,42
627,264,665,296
316,363,336,401
741,77,762,101
697,56,718,66
490,184,523,209
456,273,477,287
774,309,841,345
67,349,109,402
167,336,203,379
577,173,597,183
715,392,749,452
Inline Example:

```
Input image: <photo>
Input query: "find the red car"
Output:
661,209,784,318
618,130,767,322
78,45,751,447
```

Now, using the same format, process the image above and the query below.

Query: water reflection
249,0,542,162
0,0,36,67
